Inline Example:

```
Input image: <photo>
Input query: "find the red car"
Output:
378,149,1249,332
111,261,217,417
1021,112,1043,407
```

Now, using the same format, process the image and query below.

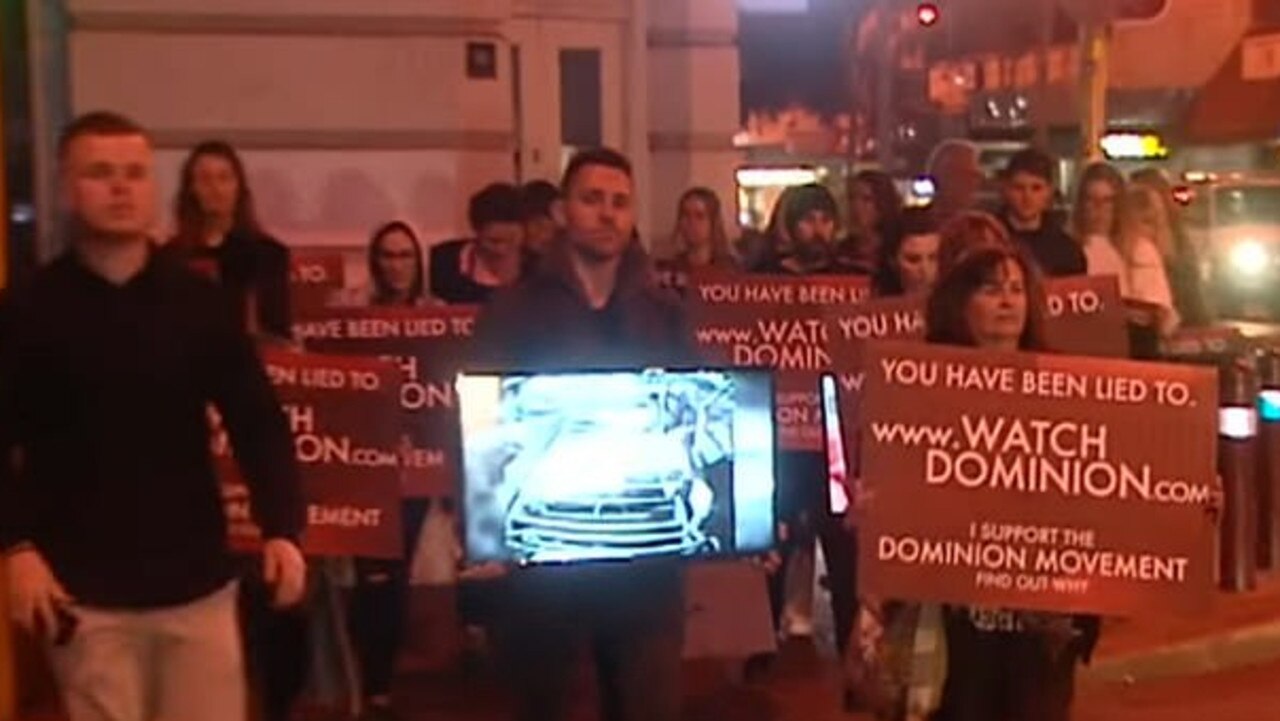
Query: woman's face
1083,179,1118,236
678,196,714,250
374,230,419,297
191,154,240,220
964,259,1028,351
896,232,941,295
850,181,880,233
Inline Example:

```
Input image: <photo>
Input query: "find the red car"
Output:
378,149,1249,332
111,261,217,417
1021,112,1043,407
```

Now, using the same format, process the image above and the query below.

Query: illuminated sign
1099,132,1170,161
735,167,821,188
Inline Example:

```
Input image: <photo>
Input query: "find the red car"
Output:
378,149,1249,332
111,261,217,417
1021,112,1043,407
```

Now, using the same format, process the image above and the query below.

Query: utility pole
1078,19,1110,163
1065,0,1114,163
874,0,898,171
1033,0,1054,148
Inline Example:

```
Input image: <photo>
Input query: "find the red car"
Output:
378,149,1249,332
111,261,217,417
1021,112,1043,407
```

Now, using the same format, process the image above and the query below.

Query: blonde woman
1119,186,1180,336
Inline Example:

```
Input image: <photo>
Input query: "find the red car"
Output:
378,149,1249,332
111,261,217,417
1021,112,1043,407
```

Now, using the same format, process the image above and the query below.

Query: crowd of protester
0,109,1212,721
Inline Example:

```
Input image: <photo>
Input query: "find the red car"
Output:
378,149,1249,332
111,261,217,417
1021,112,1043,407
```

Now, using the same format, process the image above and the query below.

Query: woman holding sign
925,247,1098,721
345,221,436,721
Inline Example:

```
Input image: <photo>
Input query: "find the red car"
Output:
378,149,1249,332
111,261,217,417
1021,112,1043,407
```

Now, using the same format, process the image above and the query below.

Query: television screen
456,369,777,565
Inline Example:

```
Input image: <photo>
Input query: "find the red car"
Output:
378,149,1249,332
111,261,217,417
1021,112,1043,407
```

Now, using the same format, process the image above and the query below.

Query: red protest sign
825,294,928,477
296,305,477,497
687,271,870,452
1043,275,1129,358
856,341,1217,616
289,250,348,317
215,349,404,558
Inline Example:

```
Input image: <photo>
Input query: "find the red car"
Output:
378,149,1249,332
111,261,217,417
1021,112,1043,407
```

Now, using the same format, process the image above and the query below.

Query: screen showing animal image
456,369,777,565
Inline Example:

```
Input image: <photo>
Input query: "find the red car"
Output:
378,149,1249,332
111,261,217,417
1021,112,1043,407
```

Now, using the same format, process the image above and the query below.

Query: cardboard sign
296,305,478,497
855,341,1217,616
216,349,404,558
825,294,929,480
686,271,871,451
289,250,347,316
1042,275,1129,358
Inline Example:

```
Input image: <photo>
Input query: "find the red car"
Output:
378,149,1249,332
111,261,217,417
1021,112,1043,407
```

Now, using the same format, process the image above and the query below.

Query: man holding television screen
469,147,697,721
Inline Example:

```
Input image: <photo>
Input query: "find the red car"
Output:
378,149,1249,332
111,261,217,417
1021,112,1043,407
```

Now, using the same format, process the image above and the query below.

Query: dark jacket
470,236,696,622
164,229,292,339
0,250,302,608
429,238,533,306
999,210,1087,278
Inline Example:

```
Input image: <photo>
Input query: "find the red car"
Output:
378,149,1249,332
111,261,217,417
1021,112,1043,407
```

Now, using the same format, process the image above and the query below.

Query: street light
915,2,939,27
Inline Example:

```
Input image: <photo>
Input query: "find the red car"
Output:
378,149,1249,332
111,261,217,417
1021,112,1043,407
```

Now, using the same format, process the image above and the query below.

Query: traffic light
916,2,940,27
1115,0,1168,21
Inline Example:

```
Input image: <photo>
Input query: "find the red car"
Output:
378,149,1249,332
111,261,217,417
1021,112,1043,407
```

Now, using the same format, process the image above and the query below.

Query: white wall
57,0,742,259
647,0,742,255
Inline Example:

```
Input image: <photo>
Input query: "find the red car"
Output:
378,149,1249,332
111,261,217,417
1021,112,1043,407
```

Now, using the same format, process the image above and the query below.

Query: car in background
1184,173,1280,321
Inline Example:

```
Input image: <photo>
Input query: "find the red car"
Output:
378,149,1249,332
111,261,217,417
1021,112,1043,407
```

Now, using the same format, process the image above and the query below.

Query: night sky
738,0,855,119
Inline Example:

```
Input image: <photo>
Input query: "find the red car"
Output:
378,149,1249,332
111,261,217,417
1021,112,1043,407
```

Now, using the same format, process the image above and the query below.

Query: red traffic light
916,2,940,27
1172,185,1195,206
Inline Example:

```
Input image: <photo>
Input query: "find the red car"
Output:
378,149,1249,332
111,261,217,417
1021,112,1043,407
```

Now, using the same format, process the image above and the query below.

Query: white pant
48,582,245,721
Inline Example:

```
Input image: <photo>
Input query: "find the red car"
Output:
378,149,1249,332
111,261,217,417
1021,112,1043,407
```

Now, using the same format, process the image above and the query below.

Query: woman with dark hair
872,207,940,297
170,140,291,338
367,221,429,306
167,140,309,721
429,183,527,305
346,223,434,721
926,247,1097,721
841,170,903,272
1130,168,1211,326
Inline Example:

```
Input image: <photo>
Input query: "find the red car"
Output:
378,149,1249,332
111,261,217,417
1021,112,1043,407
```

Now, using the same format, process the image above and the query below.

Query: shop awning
1184,29,1280,145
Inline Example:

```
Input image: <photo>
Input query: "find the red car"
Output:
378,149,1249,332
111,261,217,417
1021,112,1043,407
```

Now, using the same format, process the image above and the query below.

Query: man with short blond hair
0,111,306,721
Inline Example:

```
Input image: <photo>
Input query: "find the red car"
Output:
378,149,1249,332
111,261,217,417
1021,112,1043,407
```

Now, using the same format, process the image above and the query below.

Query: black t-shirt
0,251,302,608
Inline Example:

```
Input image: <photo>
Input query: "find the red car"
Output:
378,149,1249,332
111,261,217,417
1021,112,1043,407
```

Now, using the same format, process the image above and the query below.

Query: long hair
670,187,732,263
173,140,262,249
873,206,937,296
925,245,1047,351
367,221,425,306
850,170,903,240
1121,186,1175,262
1072,162,1127,242
1131,167,1192,258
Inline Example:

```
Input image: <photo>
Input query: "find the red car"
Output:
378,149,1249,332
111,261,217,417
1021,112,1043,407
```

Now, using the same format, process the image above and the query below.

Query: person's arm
256,239,293,341
208,309,304,543
1127,239,1180,335
0,332,36,557
0,300,73,634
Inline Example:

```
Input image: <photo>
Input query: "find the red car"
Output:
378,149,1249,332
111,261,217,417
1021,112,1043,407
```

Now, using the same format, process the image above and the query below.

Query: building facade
5,0,742,269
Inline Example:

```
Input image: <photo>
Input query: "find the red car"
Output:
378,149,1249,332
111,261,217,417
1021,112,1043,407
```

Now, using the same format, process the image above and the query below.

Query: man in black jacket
0,111,305,721
470,148,694,721
998,149,1086,277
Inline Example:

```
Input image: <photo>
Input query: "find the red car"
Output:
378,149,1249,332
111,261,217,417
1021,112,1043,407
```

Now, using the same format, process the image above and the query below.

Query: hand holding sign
262,538,307,608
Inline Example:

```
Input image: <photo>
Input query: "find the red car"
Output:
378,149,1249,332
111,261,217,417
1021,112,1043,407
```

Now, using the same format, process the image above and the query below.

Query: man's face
475,221,524,261
793,209,836,246
560,164,635,262
1003,171,1052,225
61,133,156,241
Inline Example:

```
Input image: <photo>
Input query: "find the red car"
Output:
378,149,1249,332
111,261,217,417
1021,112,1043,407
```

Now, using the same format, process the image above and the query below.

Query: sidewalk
1083,576,1280,684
